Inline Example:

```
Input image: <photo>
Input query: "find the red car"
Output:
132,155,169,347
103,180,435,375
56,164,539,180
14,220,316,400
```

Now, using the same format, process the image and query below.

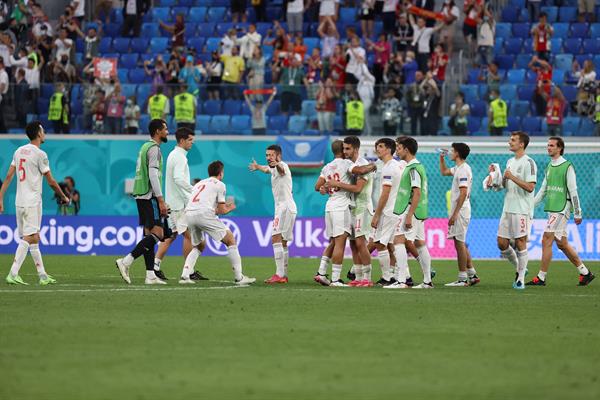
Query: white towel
482,163,503,192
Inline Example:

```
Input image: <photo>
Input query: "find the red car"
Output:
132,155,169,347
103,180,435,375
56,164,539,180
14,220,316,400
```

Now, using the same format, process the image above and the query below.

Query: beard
160,136,168,143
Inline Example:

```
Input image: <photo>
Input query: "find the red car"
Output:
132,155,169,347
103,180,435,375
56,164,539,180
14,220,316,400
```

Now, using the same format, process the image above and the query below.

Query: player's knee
556,239,568,251
497,238,508,250
542,233,554,247
197,240,206,252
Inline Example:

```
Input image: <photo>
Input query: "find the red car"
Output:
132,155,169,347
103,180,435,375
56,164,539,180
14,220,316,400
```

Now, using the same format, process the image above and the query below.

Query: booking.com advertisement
0,216,599,260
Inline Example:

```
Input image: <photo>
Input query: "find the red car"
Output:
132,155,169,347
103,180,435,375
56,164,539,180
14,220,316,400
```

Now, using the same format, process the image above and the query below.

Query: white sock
353,264,363,281
273,243,285,277
154,258,162,271
516,249,528,283
123,253,134,267
378,250,392,280
501,247,518,270
10,241,29,277
363,264,372,281
577,264,589,275
417,246,432,284
227,245,243,281
283,247,289,277
394,244,409,283
350,265,356,274
146,270,156,279
29,244,47,277
538,270,547,280
467,267,477,278
332,264,342,282
458,271,468,281
182,248,200,279
318,256,330,275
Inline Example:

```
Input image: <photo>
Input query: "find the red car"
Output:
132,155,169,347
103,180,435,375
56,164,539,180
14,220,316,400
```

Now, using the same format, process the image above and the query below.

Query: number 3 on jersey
191,185,206,202
18,159,26,182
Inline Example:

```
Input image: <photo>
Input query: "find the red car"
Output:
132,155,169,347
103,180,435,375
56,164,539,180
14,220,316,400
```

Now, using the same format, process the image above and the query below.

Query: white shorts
395,211,426,242
350,209,373,240
447,212,471,242
272,208,296,242
544,211,569,240
16,205,42,238
325,209,352,239
167,209,188,234
373,213,400,245
497,212,531,240
186,211,227,246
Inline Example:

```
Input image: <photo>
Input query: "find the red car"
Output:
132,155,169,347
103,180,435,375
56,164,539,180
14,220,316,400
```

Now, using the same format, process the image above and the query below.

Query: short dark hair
549,136,565,155
456,92,465,101
540,12,547,18
175,127,194,142
26,121,43,140
65,176,75,186
208,160,224,177
511,131,530,149
267,144,282,155
331,140,344,155
451,142,470,160
396,136,418,155
343,136,361,149
148,119,166,136
375,138,396,154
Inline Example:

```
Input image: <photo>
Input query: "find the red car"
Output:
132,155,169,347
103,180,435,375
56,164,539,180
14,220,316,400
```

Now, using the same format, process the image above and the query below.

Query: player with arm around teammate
0,121,69,285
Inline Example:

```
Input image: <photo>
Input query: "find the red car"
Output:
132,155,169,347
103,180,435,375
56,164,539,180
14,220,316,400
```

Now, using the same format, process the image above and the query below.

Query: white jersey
503,154,537,216
320,158,354,212
11,144,50,207
449,162,473,215
271,161,297,213
350,157,374,215
185,177,226,215
380,158,403,216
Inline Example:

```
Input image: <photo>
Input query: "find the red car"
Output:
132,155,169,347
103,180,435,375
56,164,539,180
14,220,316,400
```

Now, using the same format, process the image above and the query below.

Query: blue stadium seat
99,37,112,53
268,115,288,133
287,116,307,134
550,38,563,53
582,39,600,54
495,55,514,70
467,69,480,84
104,23,120,37
195,115,210,134
128,68,147,84
505,38,523,55
470,100,487,118
562,116,581,135
207,7,226,21
499,84,518,101
522,116,542,134
515,54,531,69
187,37,205,53
460,85,479,103
558,7,577,23
112,37,131,53
266,6,283,21
117,69,128,83
304,37,320,55
563,38,582,54
439,116,451,135
554,54,573,71
256,22,270,36
230,115,251,134
240,101,251,115
507,69,526,84
552,23,569,39
512,23,531,39
560,85,577,103
171,7,189,19
507,116,521,132
494,37,504,55
223,99,242,115
501,8,519,23
130,38,149,54
157,0,175,6
184,23,199,39
590,23,600,39
339,7,355,24
301,100,317,118
467,117,480,134
540,7,558,22
121,84,137,99
203,100,222,115
552,69,566,85
37,98,49,113
151,7,170,22
517,85,535,101
189,7,207,22
216,22,235,36
579,118,595,136
208,115,230,134
70,97,83,115
120,53,139,69
138,115,150,133
178,0,195,6
198,22,216,37
266,100,281,116
510,100,530,117
136,85,151,108
206,37,221,53
495,23,511,39
570,23,589,38
150,37,169,53
518,8,530,22
141,23,160,38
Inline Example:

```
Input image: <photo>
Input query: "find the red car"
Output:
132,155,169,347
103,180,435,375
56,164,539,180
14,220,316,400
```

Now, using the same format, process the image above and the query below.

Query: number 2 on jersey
18,159,26,182
191,185,206,202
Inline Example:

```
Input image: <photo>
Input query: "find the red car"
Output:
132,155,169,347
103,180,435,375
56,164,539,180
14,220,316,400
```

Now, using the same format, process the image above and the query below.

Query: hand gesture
319,186,328,195
248,158,259,171
158,199,169,217
503,168,514,181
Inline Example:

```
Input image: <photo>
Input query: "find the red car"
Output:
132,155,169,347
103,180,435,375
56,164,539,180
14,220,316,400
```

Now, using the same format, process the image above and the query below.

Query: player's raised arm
44,170,69,204
439,153,452,176
0,165,16,213
350,163,376,176
248,158,270,173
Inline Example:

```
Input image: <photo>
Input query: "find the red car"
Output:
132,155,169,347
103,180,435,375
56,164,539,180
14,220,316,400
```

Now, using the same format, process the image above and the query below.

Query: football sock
538,270,547,281
353,264,363,281
363,264,372,281
417,246,432,284
332,264,342,282
577,264,589,275
318,256,330,275
143,245,155,271
153,258,162,271
146,270,157,279
467,267,477,278
350,265,356,274
227,245,243,281
182,248,200,279
273,242,285,277
131,234,159,262
283,247,289,277
458,271,468,281
501,247,518,270
394,244,409,283
123,253,134,266
378,250,392,281
516,249,528,283
29,244,47,277
9,241,29,277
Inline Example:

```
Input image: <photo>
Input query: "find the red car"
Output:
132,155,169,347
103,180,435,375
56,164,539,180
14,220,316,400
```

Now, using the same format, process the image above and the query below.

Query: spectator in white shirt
477,10,495,67
287,0,305,36
238,24,262,60
220,29,237,57
345,36,366,85
317,15,339,59
409,13,443,72
54,28,73,62
319,0,340,23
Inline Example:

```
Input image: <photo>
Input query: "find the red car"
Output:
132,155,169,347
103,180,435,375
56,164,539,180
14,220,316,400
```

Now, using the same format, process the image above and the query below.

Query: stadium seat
510,100,530,117
206,37,221,53
518,8,530,22
304,37,320,55
507,69,526,84
266,6,283,21
499,84,518,101
208,115,230,134
141,23,160,38
501,8,519,23
590,23,600,39
301,100,317,118
202,100,222,115
223,99,242,115
128,68,147,84
552,23,569,39
157,0,175,5
562,116,581,135
495,23,511,39
230,115,251,134
563,38,582,54
554,54,573,71
150,37,169,53
540,7,558,22
189,7,207,22
178,0,195,6
104,23,120,37
515,54,531,69
287,116,307,134
470,100,487,118
460,85,479,103
517,85,535,101
521,116,541,134
268,115,288,133
550,38,563,53
507,116,521,132
560,85,577,103
136,84,151,108
582,39,600,55
570,23,589,38
99,37,112,53
467,68,480,84
112,37,130,53
467,117,480,134
120,53,138,69
339,8,355,24
171,7,189,19
512,23,531,39
552,69,566,85
495,55,514,70
117,69,128,83
558,7,577,23
216,22,235,36
37,98,49,113
151,7,170,22
184,23,199,39
187,37,205,53
121,84,137,99
138,115,150,133
195,115,210,133
439,116,450,135
266,100,281,116
198,22,216,38
579,118,595,136
505,38,523,55
130,38,149,54
207,7,226,21
494,37,504,55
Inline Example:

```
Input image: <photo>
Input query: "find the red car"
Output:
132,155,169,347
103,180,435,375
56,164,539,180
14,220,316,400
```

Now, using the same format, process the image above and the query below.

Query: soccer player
386,136,433,289
183,161,255,285
489,131,537,290
153,127,208,283
314,140,354,287
0,121,69,285
248,144,297,284
439,143,480,286
527,137,594,286
370,138,403,287
116,119,170,285
326,136,376,287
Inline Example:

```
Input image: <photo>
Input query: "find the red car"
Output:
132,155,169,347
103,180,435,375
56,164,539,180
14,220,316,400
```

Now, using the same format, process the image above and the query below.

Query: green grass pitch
1,255,599,400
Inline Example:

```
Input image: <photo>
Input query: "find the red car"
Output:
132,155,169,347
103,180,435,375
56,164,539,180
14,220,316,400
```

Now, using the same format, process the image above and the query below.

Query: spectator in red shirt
366,33,391,99
429,43,449,82
542,86,566,136
529,56,553,116
159,14,185,52
531,12,553,62
328,44,346,89
463,0,483,58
